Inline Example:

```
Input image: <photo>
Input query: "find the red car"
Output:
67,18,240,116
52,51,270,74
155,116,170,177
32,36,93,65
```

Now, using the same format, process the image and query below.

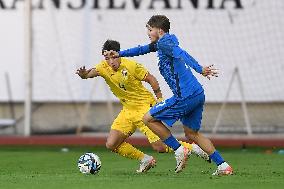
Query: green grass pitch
0,146,283,189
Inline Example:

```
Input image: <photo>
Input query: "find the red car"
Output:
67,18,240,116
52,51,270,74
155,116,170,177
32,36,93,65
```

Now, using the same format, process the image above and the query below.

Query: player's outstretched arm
143,72,163,101
120,43,157,57
181,50,203,74
105,43,157,58
166,44,218,80
201,64,219,80
180,49,218,80
158,37,203,74
76,66,99,79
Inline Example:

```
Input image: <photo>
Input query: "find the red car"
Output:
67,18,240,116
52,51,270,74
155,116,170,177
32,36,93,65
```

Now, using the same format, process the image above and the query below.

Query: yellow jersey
95,58,156,109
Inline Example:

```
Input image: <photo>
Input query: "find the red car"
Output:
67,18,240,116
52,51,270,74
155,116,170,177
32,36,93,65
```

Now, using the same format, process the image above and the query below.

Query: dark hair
147,15,170,33
102,40,120,54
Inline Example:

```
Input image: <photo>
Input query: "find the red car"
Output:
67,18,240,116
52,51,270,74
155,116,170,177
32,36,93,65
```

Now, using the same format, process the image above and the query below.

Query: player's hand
103,50,119,58
76,66,89,79
202,64,218,80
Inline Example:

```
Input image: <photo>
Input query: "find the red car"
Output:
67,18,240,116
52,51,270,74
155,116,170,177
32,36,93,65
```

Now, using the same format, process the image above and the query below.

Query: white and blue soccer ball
78,152,101,175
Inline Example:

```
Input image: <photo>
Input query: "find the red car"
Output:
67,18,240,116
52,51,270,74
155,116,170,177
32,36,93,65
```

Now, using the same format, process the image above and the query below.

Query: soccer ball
77,152,101,175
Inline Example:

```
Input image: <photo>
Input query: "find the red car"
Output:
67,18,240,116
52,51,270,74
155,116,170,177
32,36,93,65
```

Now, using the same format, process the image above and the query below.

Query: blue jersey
119,33,204,99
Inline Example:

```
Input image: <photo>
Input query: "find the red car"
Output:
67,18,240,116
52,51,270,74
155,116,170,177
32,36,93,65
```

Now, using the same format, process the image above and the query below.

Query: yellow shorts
111,106,160,143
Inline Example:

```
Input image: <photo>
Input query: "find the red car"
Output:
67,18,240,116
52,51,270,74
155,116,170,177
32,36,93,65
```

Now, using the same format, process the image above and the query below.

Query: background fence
0,0,283,136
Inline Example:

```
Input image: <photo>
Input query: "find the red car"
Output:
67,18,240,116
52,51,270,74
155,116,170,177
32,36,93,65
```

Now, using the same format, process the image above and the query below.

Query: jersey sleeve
180,50,203,74
119,43,157,57
133,62,149,81
94,61,105,77
158,40,203,74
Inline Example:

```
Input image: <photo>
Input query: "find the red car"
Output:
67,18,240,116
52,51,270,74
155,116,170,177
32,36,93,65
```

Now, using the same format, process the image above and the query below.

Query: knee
105,140,117,151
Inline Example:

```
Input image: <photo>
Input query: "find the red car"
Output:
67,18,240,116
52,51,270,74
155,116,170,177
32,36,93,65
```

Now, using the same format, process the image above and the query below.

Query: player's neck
158,32,167,40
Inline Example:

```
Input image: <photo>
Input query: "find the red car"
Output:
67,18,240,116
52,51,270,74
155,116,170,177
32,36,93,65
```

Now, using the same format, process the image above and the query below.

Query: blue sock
209,151,225,166
163,135,181,151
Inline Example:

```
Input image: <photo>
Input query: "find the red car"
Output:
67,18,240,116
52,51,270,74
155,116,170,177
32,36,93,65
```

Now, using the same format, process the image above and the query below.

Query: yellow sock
164,141,193,153
113,142,144,160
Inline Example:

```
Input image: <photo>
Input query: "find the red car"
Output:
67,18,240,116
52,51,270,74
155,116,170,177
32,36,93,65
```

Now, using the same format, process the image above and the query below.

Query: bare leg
143,112,196,173
143,112,172,140
150,140,169,153
183,126,216,155
105,129,128,151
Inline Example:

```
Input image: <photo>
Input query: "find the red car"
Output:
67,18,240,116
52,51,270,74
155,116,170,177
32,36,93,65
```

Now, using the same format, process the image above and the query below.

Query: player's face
147,25,159,43
104,54,120,71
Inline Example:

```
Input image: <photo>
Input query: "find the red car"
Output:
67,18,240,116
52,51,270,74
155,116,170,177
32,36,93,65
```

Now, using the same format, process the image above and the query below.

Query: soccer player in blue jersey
105,15,233,175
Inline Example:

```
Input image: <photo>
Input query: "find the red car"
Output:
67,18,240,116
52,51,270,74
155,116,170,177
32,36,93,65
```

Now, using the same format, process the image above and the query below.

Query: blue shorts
149,91,205,131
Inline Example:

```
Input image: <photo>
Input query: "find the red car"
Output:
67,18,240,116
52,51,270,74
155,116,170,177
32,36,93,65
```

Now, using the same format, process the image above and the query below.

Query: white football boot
212,162,233,176
136,155,156,173
174,146,191,173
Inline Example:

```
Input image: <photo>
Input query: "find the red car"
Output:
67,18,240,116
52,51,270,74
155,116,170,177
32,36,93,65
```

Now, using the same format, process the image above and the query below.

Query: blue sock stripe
209,151,225,166
163,135,181,151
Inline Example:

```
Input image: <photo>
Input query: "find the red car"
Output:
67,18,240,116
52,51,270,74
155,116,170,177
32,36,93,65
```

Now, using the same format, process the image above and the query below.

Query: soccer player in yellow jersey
76,40,209,173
